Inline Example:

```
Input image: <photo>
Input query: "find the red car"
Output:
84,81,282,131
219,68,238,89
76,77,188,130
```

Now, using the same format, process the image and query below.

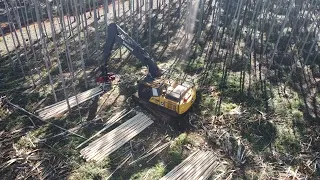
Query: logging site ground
0,0,320,179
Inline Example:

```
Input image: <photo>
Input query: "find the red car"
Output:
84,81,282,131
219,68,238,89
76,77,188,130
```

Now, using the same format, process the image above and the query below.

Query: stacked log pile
36,87,103,120
160,150,220,180
80,113,153,162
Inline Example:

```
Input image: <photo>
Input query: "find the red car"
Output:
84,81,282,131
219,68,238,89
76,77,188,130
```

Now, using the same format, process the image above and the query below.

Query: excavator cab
136,78,196,116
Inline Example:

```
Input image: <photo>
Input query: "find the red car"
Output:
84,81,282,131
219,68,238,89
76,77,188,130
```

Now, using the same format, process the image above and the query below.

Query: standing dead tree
0,27,15,70
32,0,58,102
72,0,88,88
45,0,70,109
4,1,25,77
10,0,36,87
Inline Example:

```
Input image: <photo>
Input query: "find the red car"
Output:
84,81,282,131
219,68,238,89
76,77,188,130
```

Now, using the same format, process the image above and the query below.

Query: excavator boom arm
102,23,161,79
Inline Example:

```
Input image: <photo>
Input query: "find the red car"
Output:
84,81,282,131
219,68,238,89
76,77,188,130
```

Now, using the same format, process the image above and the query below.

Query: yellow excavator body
148,86,196,115
137,78,196,116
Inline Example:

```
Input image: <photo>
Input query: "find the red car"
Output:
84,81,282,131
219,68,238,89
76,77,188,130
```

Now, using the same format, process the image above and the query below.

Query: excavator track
132,93,172,122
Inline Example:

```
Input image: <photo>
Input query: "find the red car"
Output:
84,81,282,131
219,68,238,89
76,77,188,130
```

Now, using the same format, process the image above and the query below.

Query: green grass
271,88,303,119
168,133,190,165
170,133,189,150
238,86,304,155
16,133,37,149
229,54,248,72
0,108,7,120
198,69,223,86
270,87,306,139
69,160,111,180
225,73,239,88
168,150,183,165
274,128,301,155
2,114,29,131
130,162,166,180
200,71,266,115
221,102,238,114
291,109,305,134
241,119,277,152
201,95,217,109
292,109,303,120
185,59,204,74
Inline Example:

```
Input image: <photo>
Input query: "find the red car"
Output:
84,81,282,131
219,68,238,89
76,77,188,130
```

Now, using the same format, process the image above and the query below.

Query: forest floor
1,0,320,179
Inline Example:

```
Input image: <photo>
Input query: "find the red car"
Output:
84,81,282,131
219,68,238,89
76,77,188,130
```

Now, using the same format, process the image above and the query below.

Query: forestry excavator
97,23,196,117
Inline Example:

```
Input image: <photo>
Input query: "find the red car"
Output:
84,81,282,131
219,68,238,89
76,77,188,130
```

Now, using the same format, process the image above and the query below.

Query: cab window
152,88,159,96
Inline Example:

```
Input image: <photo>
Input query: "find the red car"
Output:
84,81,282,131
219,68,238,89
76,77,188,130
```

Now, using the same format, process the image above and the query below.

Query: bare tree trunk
196,0,204,48
56,0,65,32
168,0,172,42
259,0,268,89
202,0,221,86
39,8,49,38
241,0,261,92
303,27,319,68
61,3,82,117
29,5,39,41
139,0,142,19
0,27,15,69
97,0,101,18
22,1,37,65
12,25,21,47
132,0,138,41
145,0,148,33
216,0,231,61
118,0,120,19
148,0,152,52
80,0,90,57
32,0,58,102
112,0,117,21
262,0,284,67
222,0,243,85
103,0,109,35
73,0,88,88
59,0,79,110
136,0,139,12
130,0,133,36
11,0,36,87
88,0,93,17
46,0,71,109
253,26,257,89
269,3,292,70
4,2,25,77
299,23,317,57
282,0,310,54
123,0,126,18
65,0,75,37
283,22,319,89
294,0,316,48
93,0,100,61
4,2,21,47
